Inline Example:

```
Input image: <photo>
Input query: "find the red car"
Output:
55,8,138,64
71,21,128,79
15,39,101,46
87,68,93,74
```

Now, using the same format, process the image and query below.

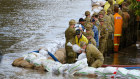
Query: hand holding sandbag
67,42,81,53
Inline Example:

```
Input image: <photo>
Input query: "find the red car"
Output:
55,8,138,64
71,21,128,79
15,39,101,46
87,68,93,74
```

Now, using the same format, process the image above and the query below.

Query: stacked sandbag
53,48,66,64
116,67,128,78
127,70,140,79
74,67,97,77
12,57,34,68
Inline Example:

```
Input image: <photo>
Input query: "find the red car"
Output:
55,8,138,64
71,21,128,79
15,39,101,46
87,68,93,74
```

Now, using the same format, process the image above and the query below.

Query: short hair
114,8,119,13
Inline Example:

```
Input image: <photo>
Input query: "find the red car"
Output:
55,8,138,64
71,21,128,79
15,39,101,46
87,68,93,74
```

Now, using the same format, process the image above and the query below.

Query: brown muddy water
0,0,140,79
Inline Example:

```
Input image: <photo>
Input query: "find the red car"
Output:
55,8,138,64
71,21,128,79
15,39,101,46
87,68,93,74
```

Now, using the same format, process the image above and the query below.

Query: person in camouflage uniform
92,12,100,32
121,7,130,48
65,19,77,63
80,41,104,68
99,18,107,54
107,8,114,53
108,0,114,12
85,11,91,23
85,27,96,46
99,11,110,53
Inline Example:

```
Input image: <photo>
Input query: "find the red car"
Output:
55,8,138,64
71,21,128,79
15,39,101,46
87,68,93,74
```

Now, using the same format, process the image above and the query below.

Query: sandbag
67,42,81,53
95,67,105,76
65,58,88,75
53,48,66,64
77,53,86,61
20,60,34,68
103,67,117,75
12,57,24,66
127,70,140,79
39,48,49,58
117,68,128,76
74,67,96,76
34,65,45,71
42,59,62,72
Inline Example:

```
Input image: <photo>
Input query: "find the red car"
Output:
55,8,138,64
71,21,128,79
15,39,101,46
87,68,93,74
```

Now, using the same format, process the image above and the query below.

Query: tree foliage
129,0,140,16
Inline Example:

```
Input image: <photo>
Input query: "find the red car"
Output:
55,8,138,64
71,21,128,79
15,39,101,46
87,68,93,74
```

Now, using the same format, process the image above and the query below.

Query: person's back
86,44,104,68
122,7,130,28
114,12,123,36
113,7,123,52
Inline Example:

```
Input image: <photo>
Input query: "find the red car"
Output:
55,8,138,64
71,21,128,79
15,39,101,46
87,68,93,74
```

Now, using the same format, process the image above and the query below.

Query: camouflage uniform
120,7,130,48
85,32,96,46
99,18,107,54
65,19,77,63
108,0,114,12
80,42,104,68
85,11,91,23
99,11,110,53
107,8,114,52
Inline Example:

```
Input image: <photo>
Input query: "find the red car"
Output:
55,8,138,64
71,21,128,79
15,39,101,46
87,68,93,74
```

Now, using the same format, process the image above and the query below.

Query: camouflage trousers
65,46,77,64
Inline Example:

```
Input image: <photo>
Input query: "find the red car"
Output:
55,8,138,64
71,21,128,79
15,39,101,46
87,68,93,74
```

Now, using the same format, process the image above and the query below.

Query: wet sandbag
12,57,24,66
116,68,128,77
20,60,34,68
48,48,66,64
34,65,45,71
95,67,105,76
127,70,140,79
74,67,97,78
65,58,88,75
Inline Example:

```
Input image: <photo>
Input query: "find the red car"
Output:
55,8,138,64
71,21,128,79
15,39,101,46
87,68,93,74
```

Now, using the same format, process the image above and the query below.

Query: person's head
79,18,85,25
99,18,104,25
122,2,127,8
98,11,104,19
85,11,90,17
122,6,129,12
92,13,98,19
86,32,93,40
91,19,95,25
76,29,82,39
85,24,92,32
69,19,76,28
114,7,119,13
108,0,113,4
107,8,112,15
80,41,87,49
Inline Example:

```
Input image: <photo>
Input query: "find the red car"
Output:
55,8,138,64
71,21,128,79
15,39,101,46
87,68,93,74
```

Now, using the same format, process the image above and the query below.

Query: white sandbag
103,67,117,75
72,44,81,53
67,42,73,47
127,70,140,79
67,42,81,53
32,57,46,66
24,52,38,62
42,59,57,72
65,58,88,75
77,53,86,61
57,64,72,74
39,49,49,58
95,67,105,76
75,67,96,75
51,62,63,73
117,68,128,76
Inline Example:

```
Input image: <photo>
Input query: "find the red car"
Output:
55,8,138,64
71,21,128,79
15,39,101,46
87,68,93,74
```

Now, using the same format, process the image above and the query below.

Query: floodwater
0,0,140,79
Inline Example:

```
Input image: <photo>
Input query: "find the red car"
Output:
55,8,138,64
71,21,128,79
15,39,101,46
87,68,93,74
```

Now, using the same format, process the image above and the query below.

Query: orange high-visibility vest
114,13,123,36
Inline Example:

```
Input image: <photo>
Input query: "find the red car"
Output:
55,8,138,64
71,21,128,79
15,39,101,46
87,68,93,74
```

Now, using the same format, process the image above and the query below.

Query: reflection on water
104,44,140,65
